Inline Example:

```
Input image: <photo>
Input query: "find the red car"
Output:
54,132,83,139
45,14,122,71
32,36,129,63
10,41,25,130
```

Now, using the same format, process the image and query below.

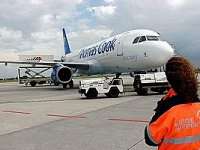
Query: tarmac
0,81,199,150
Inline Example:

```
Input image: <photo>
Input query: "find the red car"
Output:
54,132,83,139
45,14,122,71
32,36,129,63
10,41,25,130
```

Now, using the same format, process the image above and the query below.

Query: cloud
167,0,186,8
0,0,200,78
104,0,115,4
90,0,200,66
0,27,28,52
69,26,113,50
88,5,116,19
0,0,87,54
0,27,23,41
30,0,44,5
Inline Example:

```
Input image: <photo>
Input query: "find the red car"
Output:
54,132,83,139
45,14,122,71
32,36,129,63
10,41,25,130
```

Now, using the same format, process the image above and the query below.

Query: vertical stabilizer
63,28,71,55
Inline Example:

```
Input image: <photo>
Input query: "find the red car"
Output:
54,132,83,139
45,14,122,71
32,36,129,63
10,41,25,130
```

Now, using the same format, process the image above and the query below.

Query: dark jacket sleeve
150,99,167,123
150,96,183,123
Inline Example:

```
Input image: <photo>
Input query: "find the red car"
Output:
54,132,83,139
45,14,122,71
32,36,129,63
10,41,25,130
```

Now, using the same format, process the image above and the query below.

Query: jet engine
51,64,73,84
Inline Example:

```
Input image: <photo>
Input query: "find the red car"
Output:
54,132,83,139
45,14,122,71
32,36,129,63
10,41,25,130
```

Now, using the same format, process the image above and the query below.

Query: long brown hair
166,56,199,102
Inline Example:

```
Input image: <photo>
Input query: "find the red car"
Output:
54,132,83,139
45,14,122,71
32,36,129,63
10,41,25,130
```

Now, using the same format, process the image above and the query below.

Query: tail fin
63,28,71,55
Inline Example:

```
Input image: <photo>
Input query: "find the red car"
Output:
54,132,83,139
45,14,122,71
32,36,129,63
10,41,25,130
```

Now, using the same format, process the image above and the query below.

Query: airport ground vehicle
133,72,169,95
17,67,52,87
79,78,123,98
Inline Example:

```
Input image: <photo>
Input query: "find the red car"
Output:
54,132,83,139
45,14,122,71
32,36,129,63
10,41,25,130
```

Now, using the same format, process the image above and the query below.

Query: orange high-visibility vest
146,103,200,150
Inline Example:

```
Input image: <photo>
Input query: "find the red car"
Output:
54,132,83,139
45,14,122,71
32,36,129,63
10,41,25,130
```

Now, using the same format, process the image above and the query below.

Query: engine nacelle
51,64,73,84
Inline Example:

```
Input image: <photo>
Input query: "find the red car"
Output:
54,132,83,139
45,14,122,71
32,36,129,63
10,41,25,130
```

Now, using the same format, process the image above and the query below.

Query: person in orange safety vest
145,56,200,150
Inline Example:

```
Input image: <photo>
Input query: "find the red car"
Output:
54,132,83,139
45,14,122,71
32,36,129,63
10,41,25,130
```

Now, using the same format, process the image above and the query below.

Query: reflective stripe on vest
163,134,200,144
146,125,160,145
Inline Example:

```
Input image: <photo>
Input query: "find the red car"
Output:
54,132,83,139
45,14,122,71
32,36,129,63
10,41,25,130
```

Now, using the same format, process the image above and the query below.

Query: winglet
63,28,71,55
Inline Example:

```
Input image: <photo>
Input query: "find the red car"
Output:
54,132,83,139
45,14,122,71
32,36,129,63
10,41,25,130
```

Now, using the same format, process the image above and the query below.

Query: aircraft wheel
30,81,37,87
63,84,67,89
151,87,166,94
85,88,98,98
137,88,148,95
69,80,74,89
107,87,119,98
54,82,59,86
134,81,148,95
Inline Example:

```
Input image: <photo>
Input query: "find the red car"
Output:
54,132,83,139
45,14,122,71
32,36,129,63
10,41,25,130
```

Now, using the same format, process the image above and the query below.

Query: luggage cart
17,66,52,87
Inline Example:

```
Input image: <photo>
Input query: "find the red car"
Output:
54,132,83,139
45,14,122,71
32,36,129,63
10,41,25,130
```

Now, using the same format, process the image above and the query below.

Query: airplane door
116,40,123,56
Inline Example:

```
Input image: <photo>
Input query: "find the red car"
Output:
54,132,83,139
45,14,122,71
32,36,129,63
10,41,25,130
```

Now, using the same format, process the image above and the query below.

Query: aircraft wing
0,60,89,70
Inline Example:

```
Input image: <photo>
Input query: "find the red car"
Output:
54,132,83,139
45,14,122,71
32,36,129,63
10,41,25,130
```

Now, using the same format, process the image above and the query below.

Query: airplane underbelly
98,55,139,73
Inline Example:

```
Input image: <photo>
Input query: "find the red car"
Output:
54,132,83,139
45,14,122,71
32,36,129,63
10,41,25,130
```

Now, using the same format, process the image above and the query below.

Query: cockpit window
139,36,146,43
147,36,160,41
133,37,140,44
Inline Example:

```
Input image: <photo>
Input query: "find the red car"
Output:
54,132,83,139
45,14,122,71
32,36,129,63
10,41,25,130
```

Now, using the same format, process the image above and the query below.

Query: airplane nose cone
162,42,175,57
147,41,175,68
156,41,175,63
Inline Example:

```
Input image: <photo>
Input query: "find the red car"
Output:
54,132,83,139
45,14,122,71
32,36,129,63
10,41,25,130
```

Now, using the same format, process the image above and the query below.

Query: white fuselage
63,29,174,74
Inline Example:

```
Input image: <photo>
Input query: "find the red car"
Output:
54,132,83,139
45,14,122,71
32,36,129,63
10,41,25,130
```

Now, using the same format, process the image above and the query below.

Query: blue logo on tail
63,28,71,55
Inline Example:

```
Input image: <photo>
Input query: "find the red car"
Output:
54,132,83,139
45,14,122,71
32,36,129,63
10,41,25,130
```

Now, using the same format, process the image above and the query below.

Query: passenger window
133,37,140,44
139,36,146,43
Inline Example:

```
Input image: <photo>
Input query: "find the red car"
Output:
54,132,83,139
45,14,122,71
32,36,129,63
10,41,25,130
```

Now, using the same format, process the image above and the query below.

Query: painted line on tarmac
127,138,144,150
108,118,149,123
2,110,32,115
47,114,87,119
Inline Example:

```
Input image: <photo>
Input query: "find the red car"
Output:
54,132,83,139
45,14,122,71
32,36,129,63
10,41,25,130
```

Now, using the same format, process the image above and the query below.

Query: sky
0,0,200,78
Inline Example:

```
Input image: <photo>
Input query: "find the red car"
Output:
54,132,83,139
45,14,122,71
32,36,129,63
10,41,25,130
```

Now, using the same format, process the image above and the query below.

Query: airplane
0,28,175,88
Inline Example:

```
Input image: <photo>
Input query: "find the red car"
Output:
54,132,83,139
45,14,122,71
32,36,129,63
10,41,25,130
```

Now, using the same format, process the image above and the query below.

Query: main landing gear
62,80,74,89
